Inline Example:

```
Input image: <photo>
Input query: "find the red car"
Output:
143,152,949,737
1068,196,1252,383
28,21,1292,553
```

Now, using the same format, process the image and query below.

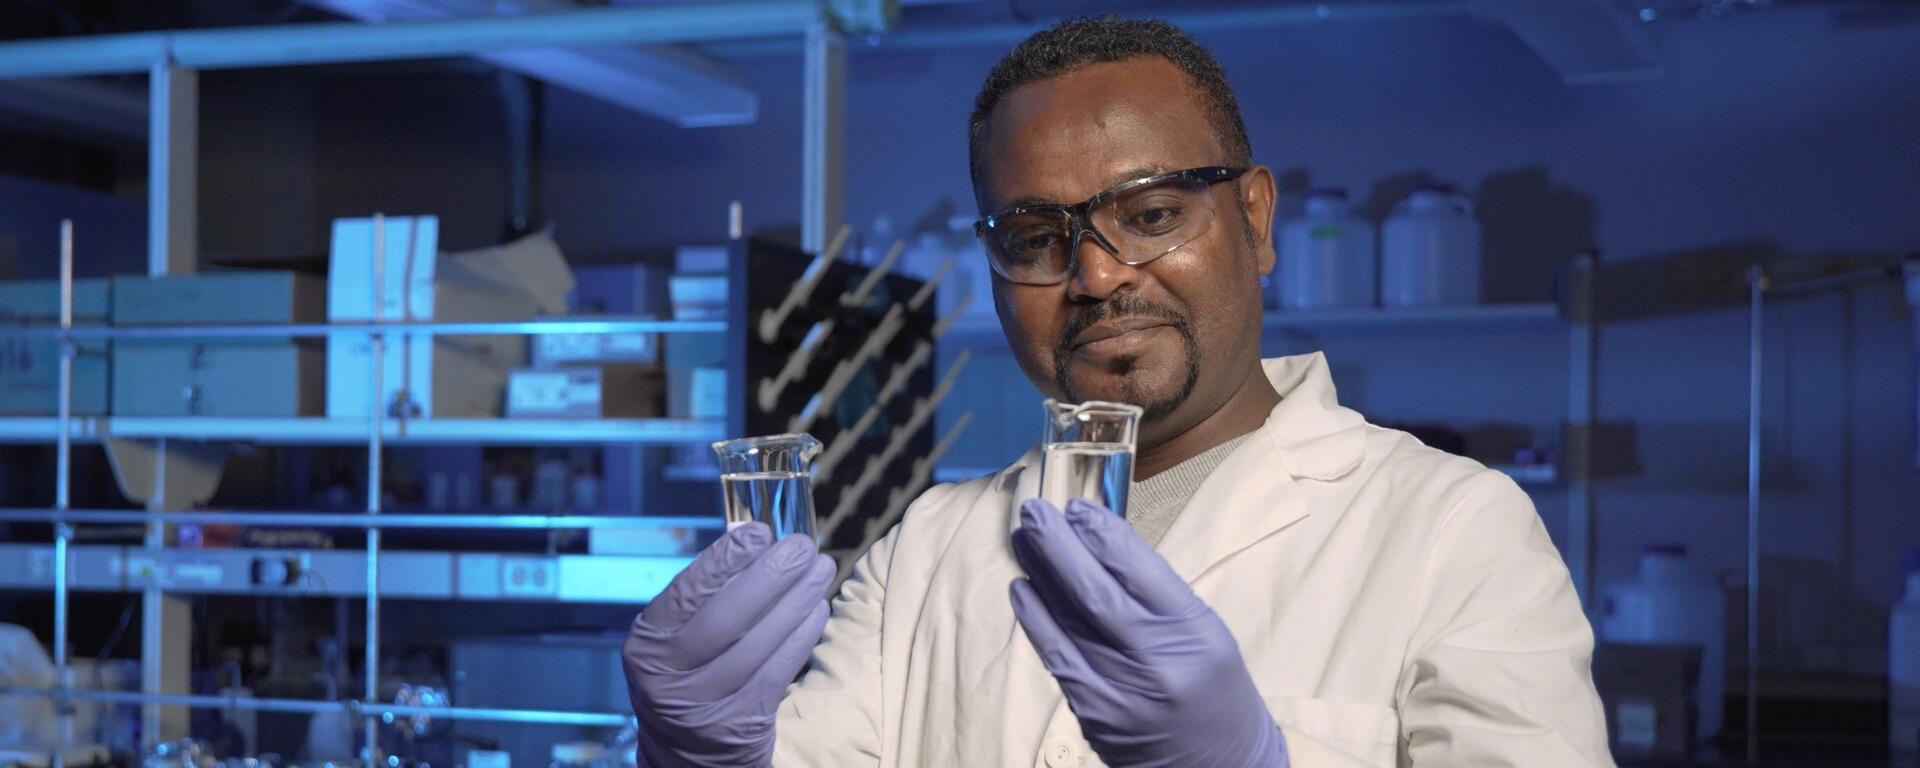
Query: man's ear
1240,165,1278,276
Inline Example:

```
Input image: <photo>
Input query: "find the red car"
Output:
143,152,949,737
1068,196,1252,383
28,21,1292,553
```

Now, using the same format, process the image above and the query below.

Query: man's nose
1066,227,1140,303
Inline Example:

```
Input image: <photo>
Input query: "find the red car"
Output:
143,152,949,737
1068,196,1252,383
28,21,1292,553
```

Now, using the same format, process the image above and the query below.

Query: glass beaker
1038,399,1144,517
711,433,823,541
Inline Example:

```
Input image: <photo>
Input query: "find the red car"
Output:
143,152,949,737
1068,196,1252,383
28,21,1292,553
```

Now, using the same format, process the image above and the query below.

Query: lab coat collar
1255,352,1368,482
1151,352,1366,581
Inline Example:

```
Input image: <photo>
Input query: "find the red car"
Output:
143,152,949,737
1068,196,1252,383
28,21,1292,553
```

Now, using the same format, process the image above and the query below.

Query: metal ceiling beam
308,0,760,127
0,1,886,80
711,0,1471,53
1470,0,1661,84
480,45,757,127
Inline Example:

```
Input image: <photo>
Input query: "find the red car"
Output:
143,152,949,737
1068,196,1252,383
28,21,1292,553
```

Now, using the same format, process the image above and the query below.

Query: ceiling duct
1471,0,1661,83
306,0,760,127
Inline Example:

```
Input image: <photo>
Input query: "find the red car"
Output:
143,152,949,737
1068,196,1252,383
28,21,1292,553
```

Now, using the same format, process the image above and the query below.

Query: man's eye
1017,233,1061,253
1128,206,1185,233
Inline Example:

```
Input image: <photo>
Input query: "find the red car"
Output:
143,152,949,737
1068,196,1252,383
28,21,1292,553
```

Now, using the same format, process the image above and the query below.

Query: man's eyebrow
993,165,1179,212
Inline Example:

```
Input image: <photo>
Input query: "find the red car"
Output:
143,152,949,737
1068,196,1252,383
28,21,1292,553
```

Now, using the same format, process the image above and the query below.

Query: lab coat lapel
1157,429,1310,584
1156,353,1368,584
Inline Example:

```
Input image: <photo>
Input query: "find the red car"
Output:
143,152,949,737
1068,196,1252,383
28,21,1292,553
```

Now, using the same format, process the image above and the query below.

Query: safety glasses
975,166,1245,286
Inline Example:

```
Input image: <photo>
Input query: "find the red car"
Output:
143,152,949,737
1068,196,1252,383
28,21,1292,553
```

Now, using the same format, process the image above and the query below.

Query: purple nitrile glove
1010,498,1289,768
623,523,834,768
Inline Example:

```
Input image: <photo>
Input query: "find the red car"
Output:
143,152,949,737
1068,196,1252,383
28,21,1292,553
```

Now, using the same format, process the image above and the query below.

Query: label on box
507,369,603,418
532,329,657,367
1615,699,1657,750
669,275,728,320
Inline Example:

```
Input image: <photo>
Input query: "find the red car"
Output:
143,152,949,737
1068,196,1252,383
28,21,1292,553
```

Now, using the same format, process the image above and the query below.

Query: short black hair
967,16,1253,200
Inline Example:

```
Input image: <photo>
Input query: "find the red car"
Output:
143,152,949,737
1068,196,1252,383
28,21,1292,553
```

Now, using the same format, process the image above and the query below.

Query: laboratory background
0,0,1916,766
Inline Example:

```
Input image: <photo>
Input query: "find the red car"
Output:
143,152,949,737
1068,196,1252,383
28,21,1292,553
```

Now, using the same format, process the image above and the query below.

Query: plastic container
1275,189,1376,310
1892,546,1920,757
549,741,605,768
1601,544,1727,743
1380,184,1482,307
532,456,570,509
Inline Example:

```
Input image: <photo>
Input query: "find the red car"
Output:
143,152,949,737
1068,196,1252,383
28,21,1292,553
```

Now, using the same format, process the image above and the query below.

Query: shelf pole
1745,264,1767,763
1566,252,1598,608
363,213,387,765
800,14,843,253
52,220,74,768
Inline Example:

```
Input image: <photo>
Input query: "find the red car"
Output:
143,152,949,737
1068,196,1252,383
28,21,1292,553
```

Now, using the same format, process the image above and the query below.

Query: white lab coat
775,353,1615,767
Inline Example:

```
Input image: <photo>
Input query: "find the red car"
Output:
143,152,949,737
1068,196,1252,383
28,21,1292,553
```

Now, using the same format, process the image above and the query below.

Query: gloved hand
623,523,835,768
1010,498,1289,768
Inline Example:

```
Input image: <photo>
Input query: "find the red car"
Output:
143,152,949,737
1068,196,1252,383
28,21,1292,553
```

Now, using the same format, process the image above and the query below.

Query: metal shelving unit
0,2,899,760
0,415,725,445
0,225,734,761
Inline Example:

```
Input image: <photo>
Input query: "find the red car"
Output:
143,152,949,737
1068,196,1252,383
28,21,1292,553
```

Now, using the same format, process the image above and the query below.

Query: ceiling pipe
0,0,882,80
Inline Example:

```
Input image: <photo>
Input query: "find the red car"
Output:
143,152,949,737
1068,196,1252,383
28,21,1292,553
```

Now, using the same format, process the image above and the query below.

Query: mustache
1057,294,1190,352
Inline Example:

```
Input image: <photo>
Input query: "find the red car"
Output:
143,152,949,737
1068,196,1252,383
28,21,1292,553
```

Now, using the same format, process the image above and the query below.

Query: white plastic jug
1381,184,1481,307
1892,549,1920,757
1601,544,1728,743
1275,189,1376,310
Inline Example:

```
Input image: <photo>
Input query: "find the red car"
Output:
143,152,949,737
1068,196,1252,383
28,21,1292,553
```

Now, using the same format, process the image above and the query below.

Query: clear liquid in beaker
720,470,816,541
1040,442,1133,516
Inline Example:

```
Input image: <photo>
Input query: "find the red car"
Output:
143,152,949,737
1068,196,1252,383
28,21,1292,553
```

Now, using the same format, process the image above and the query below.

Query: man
624,17,1615,767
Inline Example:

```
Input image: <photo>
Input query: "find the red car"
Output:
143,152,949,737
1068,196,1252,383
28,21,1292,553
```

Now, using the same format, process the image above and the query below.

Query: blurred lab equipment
1381,184,1482,307
1907,255,1919,470
0,623,56,750
546,741,603,768
1601,544,1727,744
1038,400,1143,518
1593,642,1701,760
711,433,822,541
531,456,569,509
1893,546,1920,757
1744,255,1919,758
1275,189,1376,310
144,739,216,768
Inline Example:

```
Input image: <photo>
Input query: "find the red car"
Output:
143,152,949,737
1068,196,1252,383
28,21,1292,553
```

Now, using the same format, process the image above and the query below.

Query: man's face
975,56,1276,441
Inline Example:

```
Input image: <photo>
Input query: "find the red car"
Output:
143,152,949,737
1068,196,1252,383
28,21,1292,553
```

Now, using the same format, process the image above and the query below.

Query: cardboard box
112,343,322,417
1594,642,1700,760
506,365,661,419
110,272,325,417
325,217,574,418
0,278,111,415
668,275,726,320
112,272,324,326
689,367,725,419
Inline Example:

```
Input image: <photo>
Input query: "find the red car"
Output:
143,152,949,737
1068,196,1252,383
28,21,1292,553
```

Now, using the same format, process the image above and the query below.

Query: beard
1051,292,1200,421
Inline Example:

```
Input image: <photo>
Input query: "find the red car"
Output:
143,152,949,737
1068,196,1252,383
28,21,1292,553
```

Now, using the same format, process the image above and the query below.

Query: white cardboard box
326,217,574,418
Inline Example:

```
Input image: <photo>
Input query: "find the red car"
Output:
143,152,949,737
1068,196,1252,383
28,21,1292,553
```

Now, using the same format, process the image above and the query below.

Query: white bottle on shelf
1275,189,1376,310
1892,550,1920,757
1601,544,1727,744
533,456,570,510
1380,184,1482,307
